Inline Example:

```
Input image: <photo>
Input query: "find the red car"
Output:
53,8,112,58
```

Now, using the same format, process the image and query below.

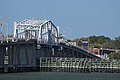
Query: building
90,48,116,59
78,41,89,50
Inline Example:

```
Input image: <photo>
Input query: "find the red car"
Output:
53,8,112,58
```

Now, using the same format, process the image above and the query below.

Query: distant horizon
0,17,120,40
0,17,119,40
0,0,120,40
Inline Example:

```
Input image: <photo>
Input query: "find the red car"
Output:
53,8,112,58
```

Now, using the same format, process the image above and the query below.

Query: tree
73,35,120,50
112,51,120,59
115,36,120,49
89,35,111,44
89,44,102,49
103,40,116,49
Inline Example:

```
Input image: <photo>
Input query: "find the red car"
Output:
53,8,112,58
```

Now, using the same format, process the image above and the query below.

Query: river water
0,72,120,80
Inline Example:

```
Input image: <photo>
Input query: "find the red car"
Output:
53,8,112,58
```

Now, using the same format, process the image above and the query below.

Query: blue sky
0,0,120,39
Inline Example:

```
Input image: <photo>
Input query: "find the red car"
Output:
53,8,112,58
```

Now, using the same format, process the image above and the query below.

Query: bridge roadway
0,39,100,72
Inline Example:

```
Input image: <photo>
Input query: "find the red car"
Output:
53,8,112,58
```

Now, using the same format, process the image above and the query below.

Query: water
0,72,120,80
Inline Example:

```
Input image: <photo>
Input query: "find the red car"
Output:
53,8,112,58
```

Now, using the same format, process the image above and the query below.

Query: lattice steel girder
13,19,59,44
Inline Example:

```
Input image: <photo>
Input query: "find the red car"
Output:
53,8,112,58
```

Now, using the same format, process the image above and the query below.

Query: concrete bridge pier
0,46,6,72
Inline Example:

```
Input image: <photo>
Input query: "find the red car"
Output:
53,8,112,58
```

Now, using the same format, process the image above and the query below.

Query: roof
17,19,48,25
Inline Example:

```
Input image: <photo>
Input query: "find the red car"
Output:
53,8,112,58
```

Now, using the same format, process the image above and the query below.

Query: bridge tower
13,19,59,44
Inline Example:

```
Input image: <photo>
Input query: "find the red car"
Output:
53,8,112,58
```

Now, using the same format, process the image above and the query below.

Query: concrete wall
0,46,5,66
0,41,36,67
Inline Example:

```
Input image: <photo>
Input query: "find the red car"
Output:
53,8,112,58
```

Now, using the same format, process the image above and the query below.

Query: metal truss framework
14,19,59,44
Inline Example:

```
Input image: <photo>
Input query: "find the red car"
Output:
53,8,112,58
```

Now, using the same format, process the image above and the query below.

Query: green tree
89,35,111,44
112,51,120,59
103,40,116,49
89,44,102,49
115,36,120,49
73,35,120,50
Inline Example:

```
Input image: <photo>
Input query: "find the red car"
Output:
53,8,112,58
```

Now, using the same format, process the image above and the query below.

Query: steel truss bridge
12,19,100,58
13,19,58,44
0,19,103,73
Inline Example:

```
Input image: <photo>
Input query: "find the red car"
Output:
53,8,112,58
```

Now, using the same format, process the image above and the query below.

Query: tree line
73,35,120,59
73,35,120,49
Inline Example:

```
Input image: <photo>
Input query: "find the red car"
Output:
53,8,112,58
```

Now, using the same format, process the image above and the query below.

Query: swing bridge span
0,19,120,73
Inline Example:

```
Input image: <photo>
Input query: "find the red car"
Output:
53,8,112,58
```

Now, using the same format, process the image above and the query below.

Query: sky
0,0,120,39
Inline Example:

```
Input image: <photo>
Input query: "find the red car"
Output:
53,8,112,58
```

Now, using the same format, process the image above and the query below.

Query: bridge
13,19,100,58
0,19,119,73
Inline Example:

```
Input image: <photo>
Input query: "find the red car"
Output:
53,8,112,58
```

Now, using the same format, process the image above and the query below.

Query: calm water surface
0,72,120,80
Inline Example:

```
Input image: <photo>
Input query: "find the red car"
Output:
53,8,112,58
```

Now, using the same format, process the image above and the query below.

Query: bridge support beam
0,46,5,65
